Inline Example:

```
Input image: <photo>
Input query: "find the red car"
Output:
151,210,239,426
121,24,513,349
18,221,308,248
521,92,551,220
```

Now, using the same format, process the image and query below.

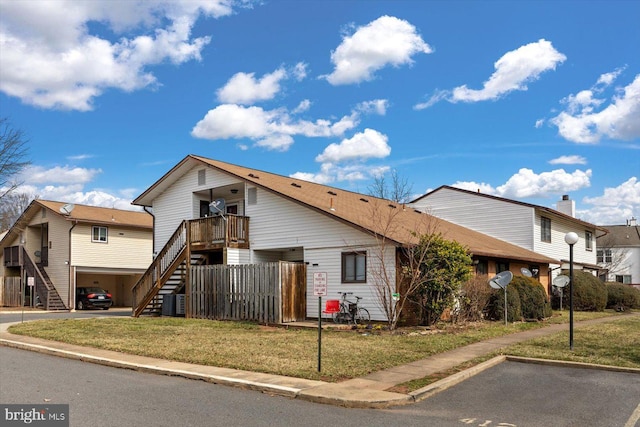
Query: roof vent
248,173,259,179
291,182,301,188
359,198,369,203
327,191,337,196
388,204,396,209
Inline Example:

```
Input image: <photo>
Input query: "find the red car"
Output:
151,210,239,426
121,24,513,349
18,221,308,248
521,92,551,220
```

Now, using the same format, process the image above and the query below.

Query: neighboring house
131,155,558,322
597,218,640,289
409,186,603,292
0,200,153,309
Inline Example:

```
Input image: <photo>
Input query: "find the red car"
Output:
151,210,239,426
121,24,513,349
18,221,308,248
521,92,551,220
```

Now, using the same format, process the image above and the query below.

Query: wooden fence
189,262,306,323
0,277,22,307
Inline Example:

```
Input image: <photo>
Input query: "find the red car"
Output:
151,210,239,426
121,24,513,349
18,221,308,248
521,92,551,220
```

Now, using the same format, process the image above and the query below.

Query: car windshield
84,287,107,294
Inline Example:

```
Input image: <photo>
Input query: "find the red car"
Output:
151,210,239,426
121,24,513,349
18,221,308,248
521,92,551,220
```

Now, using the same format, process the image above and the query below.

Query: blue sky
1,0,638,225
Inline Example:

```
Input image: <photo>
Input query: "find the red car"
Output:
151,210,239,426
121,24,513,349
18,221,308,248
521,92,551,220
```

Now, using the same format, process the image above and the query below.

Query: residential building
409,186,603,292
0,200,153,309
597,218,640,289
131,155,558,321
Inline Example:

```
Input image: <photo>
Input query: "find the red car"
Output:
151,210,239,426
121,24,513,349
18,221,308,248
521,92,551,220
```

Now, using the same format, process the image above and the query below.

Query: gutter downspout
68,220,77,311
143,206,155,257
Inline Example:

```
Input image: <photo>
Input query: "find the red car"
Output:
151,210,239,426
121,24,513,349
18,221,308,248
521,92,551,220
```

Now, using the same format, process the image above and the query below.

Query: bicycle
332,292,370,325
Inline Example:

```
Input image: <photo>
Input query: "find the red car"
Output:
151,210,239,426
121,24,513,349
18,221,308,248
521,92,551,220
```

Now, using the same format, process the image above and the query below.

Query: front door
40,223,49,266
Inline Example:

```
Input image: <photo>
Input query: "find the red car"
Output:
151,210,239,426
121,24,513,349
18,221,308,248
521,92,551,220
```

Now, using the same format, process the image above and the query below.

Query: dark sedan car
76,286,112,310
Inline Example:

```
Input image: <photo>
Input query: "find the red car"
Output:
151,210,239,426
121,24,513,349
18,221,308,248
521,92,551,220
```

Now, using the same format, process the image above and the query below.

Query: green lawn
7,310,636,383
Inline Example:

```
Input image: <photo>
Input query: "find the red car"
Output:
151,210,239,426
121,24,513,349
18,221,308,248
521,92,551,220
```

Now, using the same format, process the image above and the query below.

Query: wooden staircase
132,215,250,317
22,247,67,310
132,221,189,317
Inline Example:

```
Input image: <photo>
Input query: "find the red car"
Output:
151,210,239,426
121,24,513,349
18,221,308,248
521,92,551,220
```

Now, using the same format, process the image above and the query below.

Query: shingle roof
0,200,152,249
598,224,640,247
135,155,558,265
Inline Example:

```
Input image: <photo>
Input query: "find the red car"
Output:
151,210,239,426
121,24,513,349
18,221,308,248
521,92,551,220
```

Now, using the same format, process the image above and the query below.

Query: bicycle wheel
354,308,370,325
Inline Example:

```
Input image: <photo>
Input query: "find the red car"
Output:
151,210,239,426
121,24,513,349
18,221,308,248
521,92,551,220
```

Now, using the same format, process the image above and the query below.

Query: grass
7,310,635,383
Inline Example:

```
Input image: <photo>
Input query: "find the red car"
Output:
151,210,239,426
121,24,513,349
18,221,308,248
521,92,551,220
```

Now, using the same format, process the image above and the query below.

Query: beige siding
71,224,152,269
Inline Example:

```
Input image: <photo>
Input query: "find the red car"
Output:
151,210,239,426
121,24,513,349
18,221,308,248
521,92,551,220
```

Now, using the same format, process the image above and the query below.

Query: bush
456,275,494,322
553,270,607,311
486,286,521,322
510,276,552,320
606,283,640,310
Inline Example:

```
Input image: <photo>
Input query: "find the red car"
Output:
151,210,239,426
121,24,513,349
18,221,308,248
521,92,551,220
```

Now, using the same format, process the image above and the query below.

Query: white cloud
323,15,432,85
419,39,566,108
21,165,102,184
450,181,497,194
548,155,587,165
551,74,640,143
356,99,389,115
290,162,373,185
452,168,592,199
292,99,311,114
216,67,287,105
579,177,640,224
496,168,591,198
0,0,244,110
191,101,384,151
5,164,140,211
316,129,391,163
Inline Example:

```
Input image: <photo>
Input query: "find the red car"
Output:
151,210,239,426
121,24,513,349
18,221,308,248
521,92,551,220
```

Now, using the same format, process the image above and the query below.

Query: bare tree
596,232,631,281
0,118,31,201
364,201,440,330
368,169,414,203
0,191,36,231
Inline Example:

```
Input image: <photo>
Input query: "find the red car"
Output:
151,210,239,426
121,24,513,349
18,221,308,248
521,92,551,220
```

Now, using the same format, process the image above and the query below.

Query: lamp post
564,232,579,350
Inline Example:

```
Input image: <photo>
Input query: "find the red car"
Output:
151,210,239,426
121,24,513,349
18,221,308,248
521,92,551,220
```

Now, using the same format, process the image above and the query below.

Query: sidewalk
1,313,639,408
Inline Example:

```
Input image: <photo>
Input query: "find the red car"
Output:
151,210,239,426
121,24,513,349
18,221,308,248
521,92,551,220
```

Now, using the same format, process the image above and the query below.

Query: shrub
510,276,552,320
606,283,640,310
486,286,521,322
554,270,607,311
456,275,494,322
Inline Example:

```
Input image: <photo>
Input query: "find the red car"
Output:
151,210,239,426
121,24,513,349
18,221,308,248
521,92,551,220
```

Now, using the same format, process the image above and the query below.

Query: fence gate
189,262,306,323
0,277,22,307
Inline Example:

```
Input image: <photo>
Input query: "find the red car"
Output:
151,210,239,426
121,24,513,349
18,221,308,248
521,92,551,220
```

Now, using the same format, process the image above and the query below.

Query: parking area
388,360,640,427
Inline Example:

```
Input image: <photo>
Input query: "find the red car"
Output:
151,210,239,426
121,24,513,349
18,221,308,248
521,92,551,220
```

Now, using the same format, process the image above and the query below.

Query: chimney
556,194,575,217
628,217,637,227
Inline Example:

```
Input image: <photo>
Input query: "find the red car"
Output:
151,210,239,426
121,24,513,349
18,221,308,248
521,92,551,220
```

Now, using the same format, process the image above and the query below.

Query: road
1,310,639,427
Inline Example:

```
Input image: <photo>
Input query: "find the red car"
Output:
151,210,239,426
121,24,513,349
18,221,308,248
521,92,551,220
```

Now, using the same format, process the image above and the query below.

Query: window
540,217,551,243
475,260,488,276
597,249,612,263
615,275,631,284
585,231,593,251
342,252,366,283
92,226,108,243
496,261,510,273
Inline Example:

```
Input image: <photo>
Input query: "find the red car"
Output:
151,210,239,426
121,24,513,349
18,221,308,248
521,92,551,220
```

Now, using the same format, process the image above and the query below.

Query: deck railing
132,215,250,316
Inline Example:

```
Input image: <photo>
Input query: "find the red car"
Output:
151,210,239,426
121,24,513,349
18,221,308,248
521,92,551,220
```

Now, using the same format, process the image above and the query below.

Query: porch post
185,222,192,318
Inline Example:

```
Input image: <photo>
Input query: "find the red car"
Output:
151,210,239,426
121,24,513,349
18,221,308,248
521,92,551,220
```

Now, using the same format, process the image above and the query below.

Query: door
40,223,49,266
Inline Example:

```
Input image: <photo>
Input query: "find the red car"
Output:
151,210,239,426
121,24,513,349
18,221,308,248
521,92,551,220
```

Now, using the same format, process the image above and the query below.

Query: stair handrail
21,247,66,310
132,220,188,316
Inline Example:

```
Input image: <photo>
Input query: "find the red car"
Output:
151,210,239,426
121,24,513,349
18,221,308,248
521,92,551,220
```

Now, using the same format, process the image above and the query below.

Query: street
1,311,639,427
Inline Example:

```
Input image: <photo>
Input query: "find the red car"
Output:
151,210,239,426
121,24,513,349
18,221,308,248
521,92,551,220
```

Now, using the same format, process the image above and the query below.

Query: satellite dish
489,270,513,289
59,203,75,215
209,198,226,216
521,267,533,277
553,275,570,288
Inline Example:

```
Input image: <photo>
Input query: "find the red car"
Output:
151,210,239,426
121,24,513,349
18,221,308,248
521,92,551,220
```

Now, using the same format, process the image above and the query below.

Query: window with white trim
540,217,551,243
585,231,593,251
597,249,612,263
92,226,108,243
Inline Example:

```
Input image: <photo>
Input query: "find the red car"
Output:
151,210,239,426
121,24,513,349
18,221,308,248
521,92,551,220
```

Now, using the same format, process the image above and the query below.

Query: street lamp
564,232,579,350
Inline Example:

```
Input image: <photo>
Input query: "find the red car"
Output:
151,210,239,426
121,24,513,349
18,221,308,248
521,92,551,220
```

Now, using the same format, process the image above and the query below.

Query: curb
0,336,310,398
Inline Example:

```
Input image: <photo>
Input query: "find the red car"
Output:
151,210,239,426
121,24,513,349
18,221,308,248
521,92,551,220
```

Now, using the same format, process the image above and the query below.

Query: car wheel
77,300,85,310
103,307,109,310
